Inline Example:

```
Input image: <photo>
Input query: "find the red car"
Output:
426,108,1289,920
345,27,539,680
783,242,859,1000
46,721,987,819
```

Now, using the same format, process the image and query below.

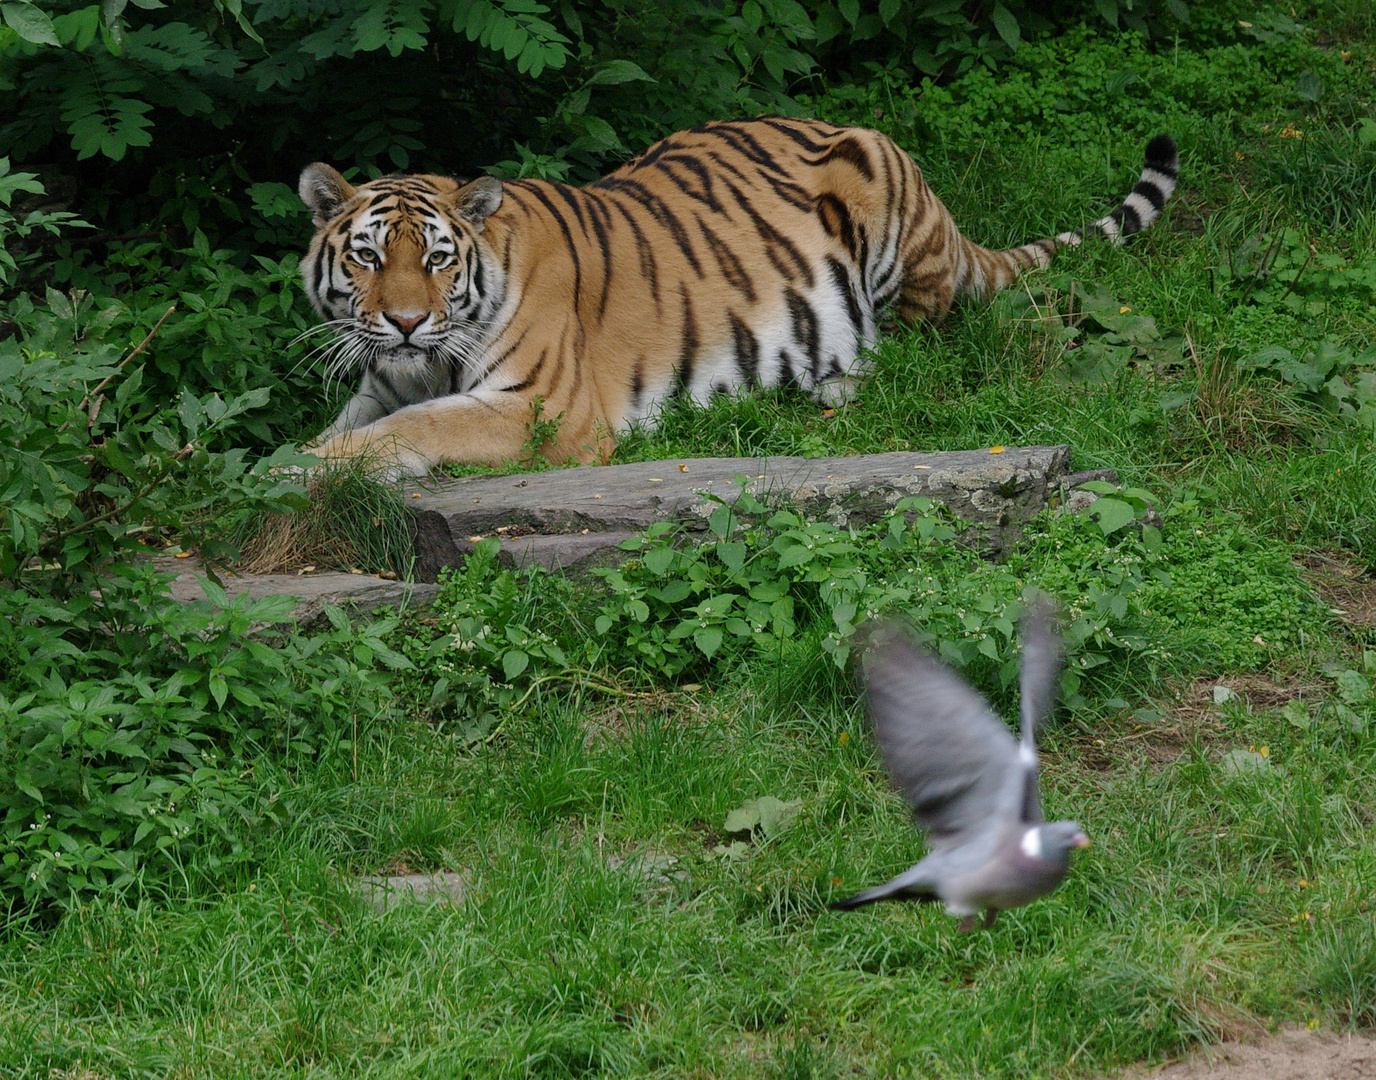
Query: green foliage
0,275,414,912
0,181,412,912
0,156,84,286
31,232,326,449
0,0,1198,241
410,482,1324,744
1239,340,1376,429
417,492,1165,720
1220,228,1376,319
0,586,407,907
1134,499,1325,671
1000,275,1185,388
0,290,313,582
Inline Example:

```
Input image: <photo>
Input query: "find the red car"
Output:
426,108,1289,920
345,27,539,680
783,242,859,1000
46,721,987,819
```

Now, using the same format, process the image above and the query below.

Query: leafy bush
0,288,311,580
406,479,1327,745
410,490,1162,725
0,155,84,287
0,586,407,907
40,233,327,449
0,218,412,913
0,0,1208,268
1134,499,1326,670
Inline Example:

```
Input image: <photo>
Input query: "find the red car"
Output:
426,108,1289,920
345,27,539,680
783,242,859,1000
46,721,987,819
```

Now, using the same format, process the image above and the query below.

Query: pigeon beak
1072,833,1092,849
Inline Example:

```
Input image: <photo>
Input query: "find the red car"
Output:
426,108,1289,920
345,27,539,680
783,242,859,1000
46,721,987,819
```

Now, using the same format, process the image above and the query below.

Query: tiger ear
299,163,357,226
454,176,503,229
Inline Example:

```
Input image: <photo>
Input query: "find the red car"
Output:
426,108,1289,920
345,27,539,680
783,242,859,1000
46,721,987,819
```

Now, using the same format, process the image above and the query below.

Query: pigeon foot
957,915,977,933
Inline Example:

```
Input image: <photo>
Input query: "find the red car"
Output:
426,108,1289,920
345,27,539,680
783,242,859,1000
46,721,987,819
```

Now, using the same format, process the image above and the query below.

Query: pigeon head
1022,821,1091,869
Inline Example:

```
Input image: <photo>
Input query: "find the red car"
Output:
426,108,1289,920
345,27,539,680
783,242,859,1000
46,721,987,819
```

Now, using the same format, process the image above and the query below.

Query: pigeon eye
351,247,380,268
426,250,454,271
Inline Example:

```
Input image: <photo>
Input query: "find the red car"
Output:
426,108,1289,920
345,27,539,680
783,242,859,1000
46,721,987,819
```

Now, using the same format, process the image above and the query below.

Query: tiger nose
385,312,425,336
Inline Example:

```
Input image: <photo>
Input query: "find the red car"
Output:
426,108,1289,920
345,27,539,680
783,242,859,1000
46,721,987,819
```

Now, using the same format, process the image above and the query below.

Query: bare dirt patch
1110,1028,1376,1080
579,687,720,747
1301,552,1376,627
1107,675,1320,769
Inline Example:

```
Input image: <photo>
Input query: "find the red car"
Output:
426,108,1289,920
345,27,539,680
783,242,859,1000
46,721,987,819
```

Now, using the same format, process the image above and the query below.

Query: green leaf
1281,700,1310,729
724,795,801,839
208,674,228,710
1296,69,1324,103
1088,496,1136,535
989,3,1019,50
693,626,723,659
1335,669,1369,703
586,59,654,85
716,541,746,571
642,545,676,576
2,2,61,45
501,649,529,680
1106,68,1138,95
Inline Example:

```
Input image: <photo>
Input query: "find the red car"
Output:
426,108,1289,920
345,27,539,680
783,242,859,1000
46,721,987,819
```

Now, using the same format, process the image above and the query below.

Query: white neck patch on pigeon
1020,827,1043,859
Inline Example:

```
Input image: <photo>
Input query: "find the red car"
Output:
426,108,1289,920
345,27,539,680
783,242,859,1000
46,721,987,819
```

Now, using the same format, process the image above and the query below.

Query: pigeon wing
862,626,1022,850
1015,599,1063,824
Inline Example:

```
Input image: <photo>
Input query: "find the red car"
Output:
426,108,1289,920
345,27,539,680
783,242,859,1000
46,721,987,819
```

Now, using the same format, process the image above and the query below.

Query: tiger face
298,164,506,389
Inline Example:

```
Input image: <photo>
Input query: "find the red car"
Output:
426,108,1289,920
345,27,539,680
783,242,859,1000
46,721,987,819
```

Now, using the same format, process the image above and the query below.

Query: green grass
3,685,1373,1077
7,4,1376,1077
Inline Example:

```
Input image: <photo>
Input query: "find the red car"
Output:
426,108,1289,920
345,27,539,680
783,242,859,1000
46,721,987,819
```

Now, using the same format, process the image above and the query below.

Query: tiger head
297,163,506,383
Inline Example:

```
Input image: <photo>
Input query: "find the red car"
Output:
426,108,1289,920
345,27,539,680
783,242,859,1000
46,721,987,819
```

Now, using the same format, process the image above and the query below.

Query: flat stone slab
152,556,439,624
355,870,469,911
408,445,1077,581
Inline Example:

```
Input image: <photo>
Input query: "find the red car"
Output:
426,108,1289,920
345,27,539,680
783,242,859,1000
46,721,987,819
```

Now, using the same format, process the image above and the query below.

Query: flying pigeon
831,601,1089,930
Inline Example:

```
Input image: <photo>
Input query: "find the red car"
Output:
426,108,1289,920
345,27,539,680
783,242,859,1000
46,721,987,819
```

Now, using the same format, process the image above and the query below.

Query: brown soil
1095,674,1316,771
1301,552,1376,627
1111,1029,1376,1080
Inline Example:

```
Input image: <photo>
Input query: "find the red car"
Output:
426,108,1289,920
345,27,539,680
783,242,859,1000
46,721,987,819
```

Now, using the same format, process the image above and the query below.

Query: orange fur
296,118,1176,477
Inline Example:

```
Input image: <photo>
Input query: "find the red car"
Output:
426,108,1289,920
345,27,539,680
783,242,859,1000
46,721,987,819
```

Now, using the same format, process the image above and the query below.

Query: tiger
296,117,1177,477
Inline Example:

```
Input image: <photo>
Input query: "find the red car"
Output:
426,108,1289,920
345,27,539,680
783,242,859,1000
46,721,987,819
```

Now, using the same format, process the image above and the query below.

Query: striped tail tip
1090,133,1179,244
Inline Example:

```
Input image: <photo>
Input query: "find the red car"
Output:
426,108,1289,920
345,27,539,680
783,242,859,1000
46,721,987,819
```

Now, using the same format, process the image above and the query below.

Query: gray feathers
832,600,1088,927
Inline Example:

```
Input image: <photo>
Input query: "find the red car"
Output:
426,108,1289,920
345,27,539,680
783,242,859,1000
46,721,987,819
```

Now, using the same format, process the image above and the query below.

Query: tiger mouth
372,342,440,373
